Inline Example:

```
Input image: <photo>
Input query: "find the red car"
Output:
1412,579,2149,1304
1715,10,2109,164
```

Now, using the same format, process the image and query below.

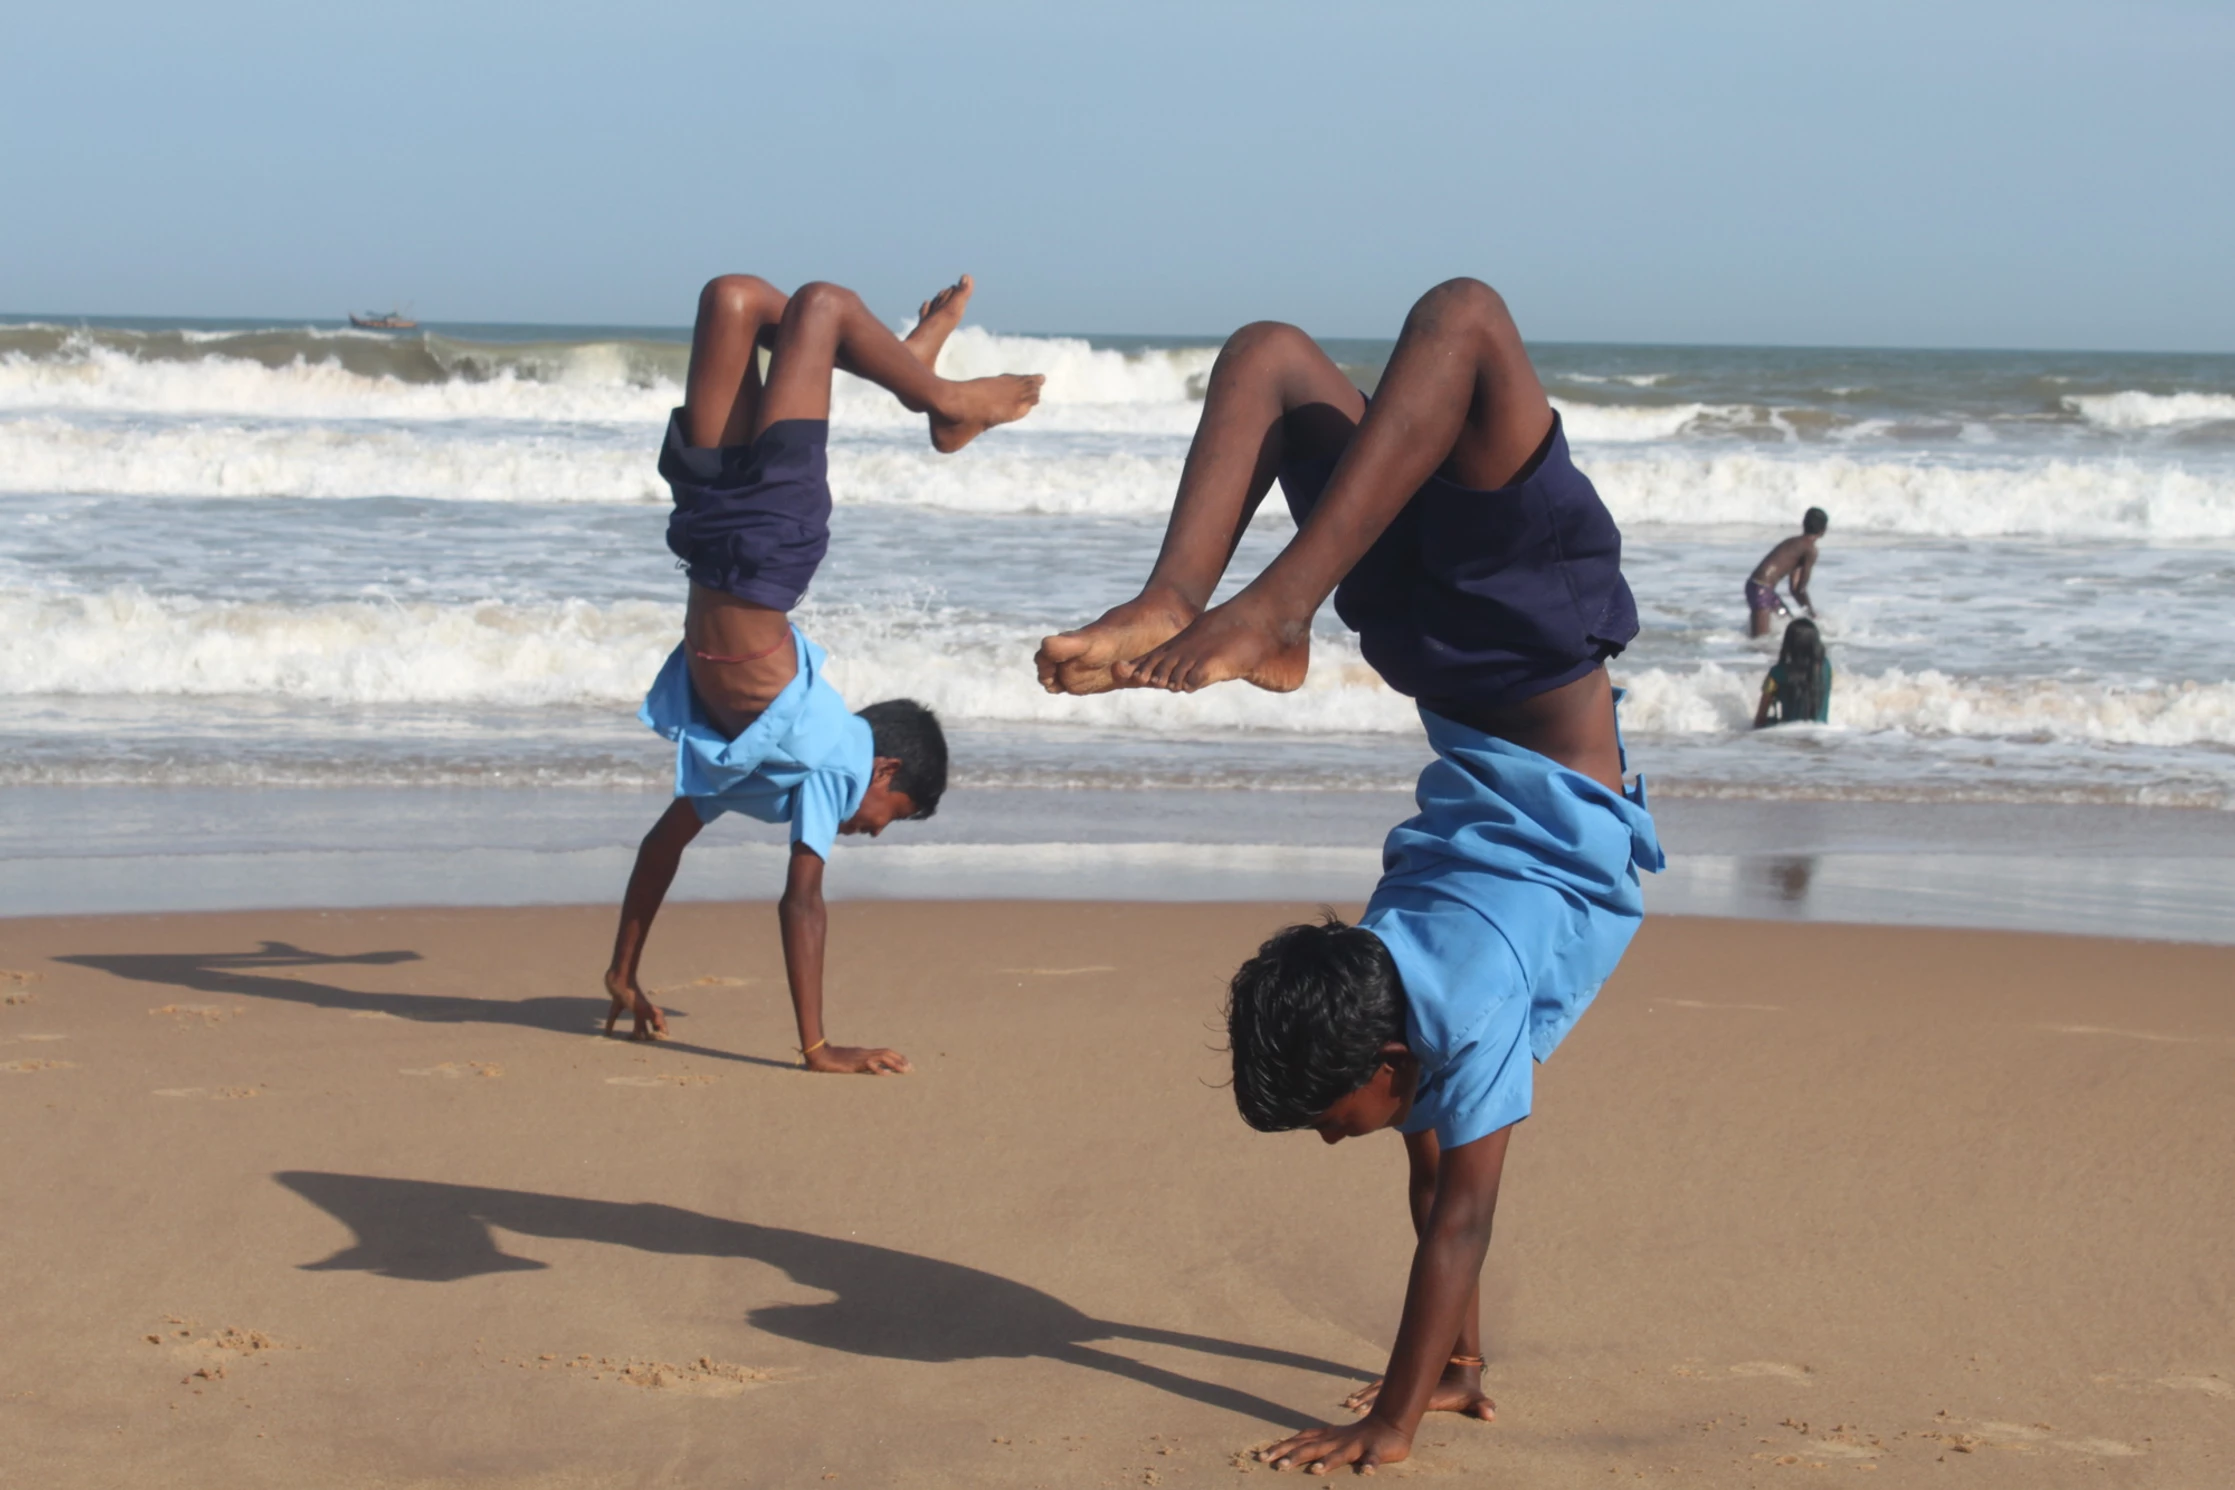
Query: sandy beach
3,902,2229,1488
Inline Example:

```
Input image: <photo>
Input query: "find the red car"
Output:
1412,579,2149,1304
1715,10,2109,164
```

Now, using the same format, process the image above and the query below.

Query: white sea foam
0,325,1215,433
7,587,2230,751
1589,449,2235,540
0,586,1417,733
2067,390,2235,429
9,408,2235,537
1616,662,2235,747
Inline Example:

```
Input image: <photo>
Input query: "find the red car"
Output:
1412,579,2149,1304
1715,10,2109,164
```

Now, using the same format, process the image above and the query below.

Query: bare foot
1113,595,1311,694
803,1043,913,1075
903,274,973,370
1035,588,1201,695
929,373,1043,453
602,970,668,1041
1343,1364,1496,1423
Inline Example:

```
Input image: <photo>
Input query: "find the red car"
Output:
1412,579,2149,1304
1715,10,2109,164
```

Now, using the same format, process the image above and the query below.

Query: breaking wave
6,587,2230,752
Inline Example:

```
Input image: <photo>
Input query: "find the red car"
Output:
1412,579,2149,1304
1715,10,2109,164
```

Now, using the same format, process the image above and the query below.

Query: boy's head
1803,507,1829,537
1226,914,1419,1144
843,699,948,837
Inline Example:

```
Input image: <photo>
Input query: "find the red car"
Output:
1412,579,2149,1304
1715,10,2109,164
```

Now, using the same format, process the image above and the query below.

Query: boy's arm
603,798,703,1039
1790,551,1815,612
778,843,911,1075
1263,1128,1512,1474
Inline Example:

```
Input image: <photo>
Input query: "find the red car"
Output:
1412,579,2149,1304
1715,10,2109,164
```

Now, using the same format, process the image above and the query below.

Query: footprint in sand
146,1319,295,1371
604,1073,716,1088
1,969,39,1005
1934,1415,2146,1459
2,1058,77,1073
2039,1023,2201,1045
498,1352,776,1396
400,1061,503,1079
652,976,757,994
1730,1361,1814,1381
2160,1374,2234,1398
150,1003,249,1026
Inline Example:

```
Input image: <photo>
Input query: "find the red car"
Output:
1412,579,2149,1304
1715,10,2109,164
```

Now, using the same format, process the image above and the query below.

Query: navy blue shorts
1279,411,1637,713
660,411,831,611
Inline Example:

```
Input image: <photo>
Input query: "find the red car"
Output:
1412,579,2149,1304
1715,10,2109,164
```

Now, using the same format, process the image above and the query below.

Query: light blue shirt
1362,704,1663,1151
638,627,873,860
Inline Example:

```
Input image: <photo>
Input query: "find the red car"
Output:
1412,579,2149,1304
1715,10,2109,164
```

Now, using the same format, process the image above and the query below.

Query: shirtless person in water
1745,507,1827,637
603,272,1040,1070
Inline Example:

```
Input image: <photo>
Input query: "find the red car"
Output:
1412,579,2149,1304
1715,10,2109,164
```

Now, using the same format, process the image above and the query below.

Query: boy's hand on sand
804,1043,913,1075
1114,596,1310,694
602,971,669,1041
1342,1370,1495,1422
1260,1418,1411,1475
1035,590,1198,695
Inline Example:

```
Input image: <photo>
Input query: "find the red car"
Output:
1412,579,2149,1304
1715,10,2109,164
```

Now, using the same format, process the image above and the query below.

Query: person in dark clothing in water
1754,617,1833,727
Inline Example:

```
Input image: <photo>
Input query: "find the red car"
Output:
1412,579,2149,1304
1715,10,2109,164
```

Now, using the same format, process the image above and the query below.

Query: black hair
1225,914,1407,1132
856,699,947,818
1803,507,1829,536
1776,618,1828,722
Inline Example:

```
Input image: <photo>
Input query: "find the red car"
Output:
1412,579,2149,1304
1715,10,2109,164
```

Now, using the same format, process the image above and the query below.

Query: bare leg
1035,322,1365,695
603,799,704,1040
756,280,1041,452
1120,279,1554,697
683,275,791,450
1341,1129,1499,1422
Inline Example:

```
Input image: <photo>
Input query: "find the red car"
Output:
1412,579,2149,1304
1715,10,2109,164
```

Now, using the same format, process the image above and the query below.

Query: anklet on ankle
1449,1352,1485,1370
800,1038,828,1058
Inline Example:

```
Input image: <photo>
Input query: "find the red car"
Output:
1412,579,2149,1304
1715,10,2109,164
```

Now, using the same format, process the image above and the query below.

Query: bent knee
1407,277,1514,333
1218,319,1317,368
785,280,862,323
699,273,784,320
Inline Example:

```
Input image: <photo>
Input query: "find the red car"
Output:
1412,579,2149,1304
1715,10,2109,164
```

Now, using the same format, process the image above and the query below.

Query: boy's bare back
1750,533,1817,588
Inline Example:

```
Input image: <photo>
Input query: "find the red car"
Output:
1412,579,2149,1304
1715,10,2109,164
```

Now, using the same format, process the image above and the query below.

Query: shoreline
8,784,2234,943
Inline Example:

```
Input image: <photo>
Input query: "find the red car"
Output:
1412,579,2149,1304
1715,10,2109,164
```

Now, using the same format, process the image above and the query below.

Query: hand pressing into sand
1341,1364,1495,1423
802,1042,913,1076
602,971,669,1041
1258,1417,1411,1475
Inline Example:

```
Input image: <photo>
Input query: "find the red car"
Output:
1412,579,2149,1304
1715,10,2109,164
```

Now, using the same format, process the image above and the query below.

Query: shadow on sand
57,940,793,1070
277,1170,1363,1429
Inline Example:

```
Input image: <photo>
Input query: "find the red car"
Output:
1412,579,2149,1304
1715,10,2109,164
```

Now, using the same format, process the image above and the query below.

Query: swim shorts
661,412,832,611
1279,412,1638,713
1745,579,1786,613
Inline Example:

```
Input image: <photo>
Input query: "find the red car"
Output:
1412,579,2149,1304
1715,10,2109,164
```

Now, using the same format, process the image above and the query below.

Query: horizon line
4,309,2232,361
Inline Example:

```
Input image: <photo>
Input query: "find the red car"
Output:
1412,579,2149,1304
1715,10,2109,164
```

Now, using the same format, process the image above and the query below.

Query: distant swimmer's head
1780,617,1826,670
1803,507,1829,536
1226,914,1418,1144
843,699,949,837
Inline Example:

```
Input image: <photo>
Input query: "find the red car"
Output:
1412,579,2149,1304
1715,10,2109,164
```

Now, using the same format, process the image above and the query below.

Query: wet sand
2,903,2229,1487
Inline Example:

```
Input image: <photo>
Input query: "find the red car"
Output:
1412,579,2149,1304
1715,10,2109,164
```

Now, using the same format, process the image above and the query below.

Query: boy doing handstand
605,273,1041,1073
1036,279,1663,1471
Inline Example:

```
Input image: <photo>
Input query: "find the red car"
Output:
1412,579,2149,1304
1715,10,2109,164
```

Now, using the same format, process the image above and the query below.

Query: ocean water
4,314,2231,822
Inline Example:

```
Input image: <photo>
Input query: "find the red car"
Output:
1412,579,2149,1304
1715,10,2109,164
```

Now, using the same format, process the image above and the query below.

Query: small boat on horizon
348,309,418,330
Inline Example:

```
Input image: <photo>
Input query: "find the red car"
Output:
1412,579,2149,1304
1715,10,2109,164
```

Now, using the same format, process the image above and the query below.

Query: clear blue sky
4,0,2228,348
